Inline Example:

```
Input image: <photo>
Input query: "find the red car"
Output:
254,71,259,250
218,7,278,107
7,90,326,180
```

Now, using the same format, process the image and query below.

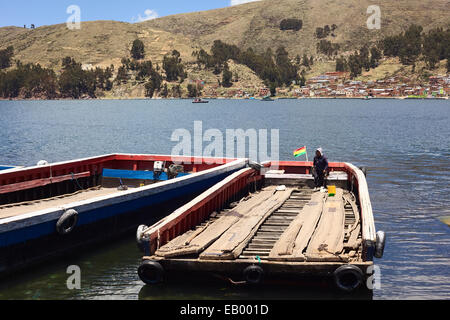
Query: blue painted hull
0,166,18,171
0,163,245,276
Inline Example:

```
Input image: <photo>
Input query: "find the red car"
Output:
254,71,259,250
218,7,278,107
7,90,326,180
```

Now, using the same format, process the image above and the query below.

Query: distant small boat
192,98,209,104
261,96,274,101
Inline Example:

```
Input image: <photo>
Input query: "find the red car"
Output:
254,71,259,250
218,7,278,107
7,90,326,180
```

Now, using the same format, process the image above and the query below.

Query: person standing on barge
313,148,328,192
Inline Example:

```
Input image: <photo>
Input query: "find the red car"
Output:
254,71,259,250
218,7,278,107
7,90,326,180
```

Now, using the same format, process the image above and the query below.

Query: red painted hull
0,154,238,200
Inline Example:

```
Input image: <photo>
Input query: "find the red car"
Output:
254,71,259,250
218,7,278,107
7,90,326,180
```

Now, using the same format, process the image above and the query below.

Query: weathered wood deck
138,162,380,291
0,187,122,220
145,185,363,266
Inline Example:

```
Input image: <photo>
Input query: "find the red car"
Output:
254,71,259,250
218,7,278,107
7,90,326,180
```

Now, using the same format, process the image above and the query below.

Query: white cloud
230,0,261,6
132,9,159,23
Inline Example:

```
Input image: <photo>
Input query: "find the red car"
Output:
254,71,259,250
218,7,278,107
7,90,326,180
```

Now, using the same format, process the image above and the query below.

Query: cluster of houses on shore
200,72,450,99
293,72,450,98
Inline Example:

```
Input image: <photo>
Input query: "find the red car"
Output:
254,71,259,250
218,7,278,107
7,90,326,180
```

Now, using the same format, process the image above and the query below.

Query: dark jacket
314,155,329,174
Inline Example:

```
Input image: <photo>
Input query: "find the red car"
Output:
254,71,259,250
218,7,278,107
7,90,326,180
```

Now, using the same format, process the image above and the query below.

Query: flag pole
305,148,309,163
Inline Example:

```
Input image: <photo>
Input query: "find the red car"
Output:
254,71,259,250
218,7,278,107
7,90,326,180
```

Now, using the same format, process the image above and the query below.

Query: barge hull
138,161,379,291
0,154,247,276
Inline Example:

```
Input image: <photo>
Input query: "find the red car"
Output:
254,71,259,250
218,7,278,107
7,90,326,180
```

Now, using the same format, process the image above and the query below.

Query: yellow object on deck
328,185,336,197
440,216,450,227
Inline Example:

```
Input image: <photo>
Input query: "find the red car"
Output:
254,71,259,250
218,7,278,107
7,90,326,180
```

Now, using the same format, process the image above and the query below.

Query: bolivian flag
293,146,307,158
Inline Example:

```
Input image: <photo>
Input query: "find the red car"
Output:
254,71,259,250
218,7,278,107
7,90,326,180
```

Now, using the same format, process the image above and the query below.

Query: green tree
423,28,450,69
171,84,182,98
269,82,277,96
315,27,325,39
302,54,310,67
115,66,128,83
222,63,233,87
316,40,340,56
161,83,169,98
144,70,163,98
382,34,403,57
187,83,200,97
369,47,382,68
398,24,423,65
335,57,348,72
298,70,306,87
121,58,131,70
0,46,14,69
0,61,57,99
348,53,362,78
359,46,370,71
276,46,298,86
131,39,145,60
280,19,303,31
163,50,185,82
136,61,153,81
59,57,96,98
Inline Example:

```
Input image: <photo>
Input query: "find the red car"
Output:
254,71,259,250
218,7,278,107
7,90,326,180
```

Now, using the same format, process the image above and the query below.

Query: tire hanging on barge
136,225,148,252
56,209,78,235
138,260,165,285
243,265,264,285
375,230,386,258
333,265,364,292
359,166,368,177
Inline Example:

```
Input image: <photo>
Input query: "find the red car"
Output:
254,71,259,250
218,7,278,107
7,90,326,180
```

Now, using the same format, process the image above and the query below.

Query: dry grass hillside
143,0,450,56
0,0,448,91
0,21,195,70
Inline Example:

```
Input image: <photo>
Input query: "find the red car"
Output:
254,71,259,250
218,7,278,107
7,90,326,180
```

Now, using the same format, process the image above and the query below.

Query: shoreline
0,96,448,102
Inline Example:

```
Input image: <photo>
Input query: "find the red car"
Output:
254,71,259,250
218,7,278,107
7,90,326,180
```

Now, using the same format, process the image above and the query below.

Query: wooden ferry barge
0,154,247,276
137,161,385,292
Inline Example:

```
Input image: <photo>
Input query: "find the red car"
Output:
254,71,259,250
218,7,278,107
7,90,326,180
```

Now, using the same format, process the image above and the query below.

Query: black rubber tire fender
136,225,148,252
243,265,264,285
56,209,78,235
359,166,368,177
333,265,364,293
248,161,263,171
138,260,164,285
375,231,386,259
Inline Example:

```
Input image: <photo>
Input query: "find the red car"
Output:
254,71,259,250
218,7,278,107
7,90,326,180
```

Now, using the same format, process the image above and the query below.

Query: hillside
0,0,449,100
0,21,195,70
142,0,450,56
1,0,449,70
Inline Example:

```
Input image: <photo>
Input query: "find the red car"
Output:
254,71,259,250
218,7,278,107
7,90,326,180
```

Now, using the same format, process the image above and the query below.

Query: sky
0,0,261,28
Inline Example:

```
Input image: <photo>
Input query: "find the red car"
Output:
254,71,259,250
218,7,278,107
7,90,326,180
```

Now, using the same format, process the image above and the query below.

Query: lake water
0,98,448,300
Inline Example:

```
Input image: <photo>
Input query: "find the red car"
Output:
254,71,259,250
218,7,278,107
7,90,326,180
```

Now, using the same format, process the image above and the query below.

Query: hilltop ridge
1,0,449,69
0,0,449,99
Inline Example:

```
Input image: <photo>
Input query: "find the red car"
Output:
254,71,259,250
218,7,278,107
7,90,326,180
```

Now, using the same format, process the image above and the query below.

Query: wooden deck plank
343,193,362,250
305,188,346,262
268,192,325,262
0,171,91,195
0,186,119,220
199,188,293,260
155,186,277,258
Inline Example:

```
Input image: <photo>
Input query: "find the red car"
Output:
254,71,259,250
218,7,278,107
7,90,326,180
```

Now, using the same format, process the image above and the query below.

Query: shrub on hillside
280,19,303,31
